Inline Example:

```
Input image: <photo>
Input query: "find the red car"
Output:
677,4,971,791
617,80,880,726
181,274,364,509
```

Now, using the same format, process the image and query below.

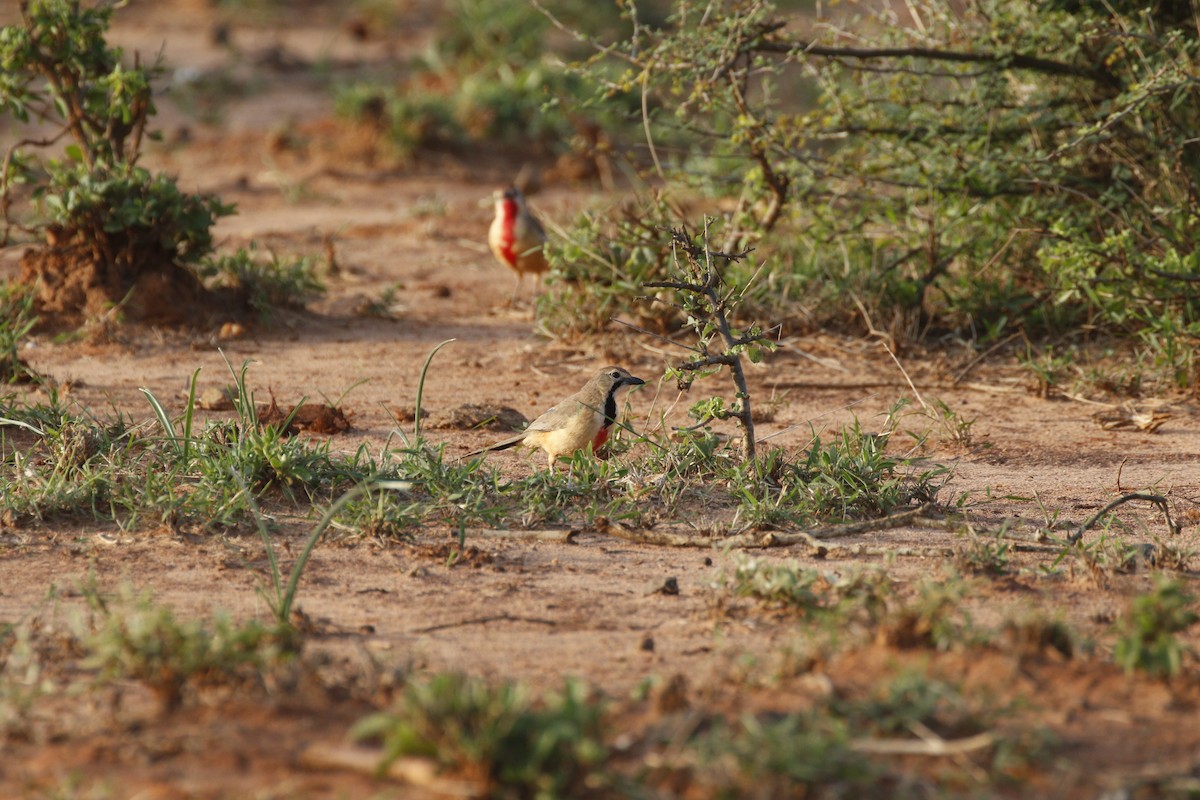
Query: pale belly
524,406,603,459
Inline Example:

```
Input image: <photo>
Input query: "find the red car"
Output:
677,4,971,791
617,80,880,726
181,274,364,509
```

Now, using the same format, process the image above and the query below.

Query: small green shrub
335,1,639,161
40,163,230,270
781,423,938,523
1,1,236,319
879,578,979,651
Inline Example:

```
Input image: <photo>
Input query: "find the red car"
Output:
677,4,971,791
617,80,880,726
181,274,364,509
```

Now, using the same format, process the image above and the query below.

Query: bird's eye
611,371,620,379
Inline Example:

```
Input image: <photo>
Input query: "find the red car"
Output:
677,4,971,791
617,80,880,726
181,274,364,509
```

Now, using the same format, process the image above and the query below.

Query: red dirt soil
2,2,1200,798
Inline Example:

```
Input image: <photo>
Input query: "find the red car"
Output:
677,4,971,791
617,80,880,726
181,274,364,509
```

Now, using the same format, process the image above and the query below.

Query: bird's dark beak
624,375,645,387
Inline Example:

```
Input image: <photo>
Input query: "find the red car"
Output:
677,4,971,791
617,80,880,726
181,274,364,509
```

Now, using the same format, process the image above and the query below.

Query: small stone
649,576,680,596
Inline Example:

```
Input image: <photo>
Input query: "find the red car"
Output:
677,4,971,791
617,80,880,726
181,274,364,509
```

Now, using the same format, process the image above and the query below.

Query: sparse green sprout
879,578,978,652
353,674,609,797
0,283,39,384
0,620,57,737
199,245,324,320
955,529,1012,576
1113,578,1198,679
79,584,297,710
729,557,894,625
694,711,874,795
832,671,996,740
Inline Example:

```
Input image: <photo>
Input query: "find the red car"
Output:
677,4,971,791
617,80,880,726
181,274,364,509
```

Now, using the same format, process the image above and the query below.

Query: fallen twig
300,744,480,796
1067,493,1179,546
470,528,578,543
851,730,996,756
414,613,559,634
600,505,935,548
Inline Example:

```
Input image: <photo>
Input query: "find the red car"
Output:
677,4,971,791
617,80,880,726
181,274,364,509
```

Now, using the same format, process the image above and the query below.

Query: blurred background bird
488,185,548,306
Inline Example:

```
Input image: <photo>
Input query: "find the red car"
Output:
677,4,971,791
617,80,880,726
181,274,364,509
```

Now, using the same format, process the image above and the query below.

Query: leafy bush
335,0,641,160
0,0,235,320
543,0,1200,387
41,163,231,274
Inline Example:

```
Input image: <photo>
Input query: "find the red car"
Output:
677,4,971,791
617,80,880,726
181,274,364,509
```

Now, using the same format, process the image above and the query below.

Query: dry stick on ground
413,613,559,634
1067,492,1180,545
644,222,767,469
850,729,997,757
600,505,934,548
600,505,1071,558
469,528,578,543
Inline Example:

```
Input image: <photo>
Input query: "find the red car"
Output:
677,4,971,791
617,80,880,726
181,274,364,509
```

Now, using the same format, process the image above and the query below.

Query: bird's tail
459,435,524,461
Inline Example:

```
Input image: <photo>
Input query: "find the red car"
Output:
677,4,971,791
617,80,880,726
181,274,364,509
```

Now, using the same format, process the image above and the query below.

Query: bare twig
1068,493,1179,546
610,317,701,353
850,730,997,756
600,505,935,549
413,613,559,634
469,528,578,543
643,222,768,470
880,341,927,410
757,39,1121,89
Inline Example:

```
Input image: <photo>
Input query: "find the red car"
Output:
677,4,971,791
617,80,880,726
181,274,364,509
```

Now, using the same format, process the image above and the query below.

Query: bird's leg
507,273,523,308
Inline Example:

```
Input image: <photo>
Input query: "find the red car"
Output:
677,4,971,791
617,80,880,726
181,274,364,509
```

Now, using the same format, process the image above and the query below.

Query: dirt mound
19,240,244,327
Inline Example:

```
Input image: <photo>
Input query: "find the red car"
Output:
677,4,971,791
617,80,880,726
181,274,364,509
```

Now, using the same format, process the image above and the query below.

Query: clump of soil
19,239,244,327
258,397,353,435
425,403,527,431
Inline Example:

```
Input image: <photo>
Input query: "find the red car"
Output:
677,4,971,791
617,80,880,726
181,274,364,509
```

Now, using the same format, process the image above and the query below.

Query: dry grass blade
1092,403,1171,433
850,730,996,756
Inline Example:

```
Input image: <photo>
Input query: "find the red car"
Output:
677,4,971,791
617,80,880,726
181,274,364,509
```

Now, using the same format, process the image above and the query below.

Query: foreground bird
488,186,548,304
463,366,645,469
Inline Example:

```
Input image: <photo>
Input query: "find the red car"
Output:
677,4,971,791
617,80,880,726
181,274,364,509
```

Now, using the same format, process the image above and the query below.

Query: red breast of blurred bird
488,187,548,302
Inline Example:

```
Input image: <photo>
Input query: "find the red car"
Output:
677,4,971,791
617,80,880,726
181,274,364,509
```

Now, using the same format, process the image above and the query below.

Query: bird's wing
527,212,547,242
524,393,582,432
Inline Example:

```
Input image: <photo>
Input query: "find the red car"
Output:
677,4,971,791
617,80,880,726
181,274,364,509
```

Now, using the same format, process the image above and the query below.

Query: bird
462,366,646,469
488,186,549,305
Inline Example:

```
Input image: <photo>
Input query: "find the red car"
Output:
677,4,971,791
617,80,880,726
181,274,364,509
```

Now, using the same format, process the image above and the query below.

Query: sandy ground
2,2,1200,797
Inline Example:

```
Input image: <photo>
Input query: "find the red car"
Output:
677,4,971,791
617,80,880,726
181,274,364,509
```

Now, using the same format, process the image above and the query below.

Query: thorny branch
644,222,767,470
755,37,1122,90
